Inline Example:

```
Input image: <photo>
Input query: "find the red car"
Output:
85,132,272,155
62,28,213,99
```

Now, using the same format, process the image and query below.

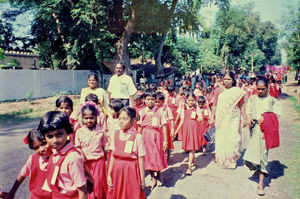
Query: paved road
0,83,298,199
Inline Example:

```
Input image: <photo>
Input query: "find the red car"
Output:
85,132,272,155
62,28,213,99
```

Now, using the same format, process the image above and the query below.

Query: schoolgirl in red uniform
107,107,146,199
133,91,146,130
106,99,124,168
155,92,175,159
174,92,202,175
197,96,211,154
38,111,87,199
75,103,108,199
5,129,52,199
138,89,168,190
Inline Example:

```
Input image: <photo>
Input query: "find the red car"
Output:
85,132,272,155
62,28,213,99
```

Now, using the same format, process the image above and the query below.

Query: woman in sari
212,71,247,169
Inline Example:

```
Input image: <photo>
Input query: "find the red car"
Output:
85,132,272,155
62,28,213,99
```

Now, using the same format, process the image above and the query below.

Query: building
2,51,39,69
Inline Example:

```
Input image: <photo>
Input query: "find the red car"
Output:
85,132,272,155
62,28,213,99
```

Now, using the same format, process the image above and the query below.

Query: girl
75,103,108,199
193,82,203,97
197,96,210,154
174,92,202,175
155,92,174,159
133,91,145,130
55,96,77,143
5,129,52,199
174,86,187,140
107,107,146,199
80,74,110,116
244,77,281,196
38,111,87,199
106,99,124,167
138,89,168,190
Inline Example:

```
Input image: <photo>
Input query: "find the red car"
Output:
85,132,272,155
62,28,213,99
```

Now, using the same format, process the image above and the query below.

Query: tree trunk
155,0,178,78
155,32,167,78
52,13,72,69
104,7,136,74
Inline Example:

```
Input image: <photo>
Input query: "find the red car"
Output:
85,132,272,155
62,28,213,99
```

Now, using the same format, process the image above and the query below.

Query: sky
201,0,299,27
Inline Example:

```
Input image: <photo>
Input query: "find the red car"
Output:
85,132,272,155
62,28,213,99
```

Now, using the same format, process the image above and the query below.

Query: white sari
215,87,246,169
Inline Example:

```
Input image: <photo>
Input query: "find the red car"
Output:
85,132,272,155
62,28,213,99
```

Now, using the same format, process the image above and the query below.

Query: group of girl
3,71,281,198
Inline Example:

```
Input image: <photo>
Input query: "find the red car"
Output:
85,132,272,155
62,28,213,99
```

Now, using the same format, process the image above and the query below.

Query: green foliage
286,8,300,70
0,107,34,125
26,90,33,104
214,3,279,71
7,58,20,67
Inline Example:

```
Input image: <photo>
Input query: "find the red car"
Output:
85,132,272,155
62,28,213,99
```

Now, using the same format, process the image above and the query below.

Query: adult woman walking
80,73,110,115
212,71,247,169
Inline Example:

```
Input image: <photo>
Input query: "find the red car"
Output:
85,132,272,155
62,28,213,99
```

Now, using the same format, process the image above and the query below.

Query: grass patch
0,107,45,125
285,96,300,198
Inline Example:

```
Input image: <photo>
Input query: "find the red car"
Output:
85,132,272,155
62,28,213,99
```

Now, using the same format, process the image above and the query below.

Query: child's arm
162,125,168,151
107,155,115,187
138,156,145,192
174,117,184,138
5,175,25,199
77,185,87,199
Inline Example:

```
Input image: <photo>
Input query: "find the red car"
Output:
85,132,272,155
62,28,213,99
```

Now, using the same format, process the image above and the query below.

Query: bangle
141,183,146,187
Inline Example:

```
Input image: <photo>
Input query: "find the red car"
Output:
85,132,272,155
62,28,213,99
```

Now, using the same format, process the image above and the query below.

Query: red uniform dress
181,106,202,151
198,106,210,147
138,106,168,171
28,154,51,199
269,83,276,98
133,103,146,130
107,128,146,199
159,104,174,149
75,126,108,199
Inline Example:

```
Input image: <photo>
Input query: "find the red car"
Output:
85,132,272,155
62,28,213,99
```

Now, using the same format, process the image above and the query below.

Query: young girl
106,99,124,167
75,103,108,199
38,111,87,199
244,77,281,196
138,89,168,190
174,92,202,175
55,96,77,143
174,86,187,140
155,92,174,159
5,129,52,199
107,107,146,199
133,91,145,130
193,82,203,97
197,96,211,154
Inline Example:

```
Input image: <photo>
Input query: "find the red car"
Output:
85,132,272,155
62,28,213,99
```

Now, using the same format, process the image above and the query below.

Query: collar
144,106,158,113
121,127,135,134
52,141,73,156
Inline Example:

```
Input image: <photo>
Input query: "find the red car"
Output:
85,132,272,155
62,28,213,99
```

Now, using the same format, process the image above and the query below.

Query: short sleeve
67,152,86,188
74,129,82,149
160,110,167,125
273,98,281,117
108,130,116,151
127,76,137,96
19,155,32,177
134,134,146,157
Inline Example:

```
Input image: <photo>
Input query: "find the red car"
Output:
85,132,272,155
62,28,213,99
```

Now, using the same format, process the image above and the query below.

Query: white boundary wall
0,70,111,101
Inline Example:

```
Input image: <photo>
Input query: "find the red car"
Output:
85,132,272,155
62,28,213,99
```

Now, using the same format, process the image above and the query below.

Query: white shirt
107,74,137,99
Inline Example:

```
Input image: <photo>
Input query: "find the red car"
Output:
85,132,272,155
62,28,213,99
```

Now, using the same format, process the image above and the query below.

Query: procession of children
2,68,282,199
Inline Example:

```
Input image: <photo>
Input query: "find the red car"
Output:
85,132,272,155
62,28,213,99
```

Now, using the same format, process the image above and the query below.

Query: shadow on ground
248,160,287,187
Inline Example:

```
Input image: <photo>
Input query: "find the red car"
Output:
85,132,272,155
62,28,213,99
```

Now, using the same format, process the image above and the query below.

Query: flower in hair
81,101,100,116
23,133,29,145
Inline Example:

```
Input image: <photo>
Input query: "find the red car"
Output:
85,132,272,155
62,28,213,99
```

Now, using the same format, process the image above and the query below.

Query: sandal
257,186,265,196
186,168,192,175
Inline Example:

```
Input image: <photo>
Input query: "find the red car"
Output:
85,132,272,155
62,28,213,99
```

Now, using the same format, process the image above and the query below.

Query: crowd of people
2,64,284,199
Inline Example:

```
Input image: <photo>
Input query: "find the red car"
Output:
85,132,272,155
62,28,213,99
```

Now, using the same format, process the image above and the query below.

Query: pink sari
215,87,246,169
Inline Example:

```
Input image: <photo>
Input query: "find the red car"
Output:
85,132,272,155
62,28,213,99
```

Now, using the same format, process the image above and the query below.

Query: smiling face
32,139,52,158
82,110,97,129
88,76,98,89
45,129,68,151
56,102,73,117
223,74,233,89
186,96,196,108
118,111,134,131
155,99,163,107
